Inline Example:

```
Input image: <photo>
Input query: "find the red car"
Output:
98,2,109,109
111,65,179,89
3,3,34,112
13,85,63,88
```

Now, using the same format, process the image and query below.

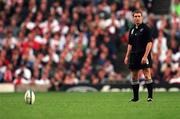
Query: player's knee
144,75,151,80
132,73,138,79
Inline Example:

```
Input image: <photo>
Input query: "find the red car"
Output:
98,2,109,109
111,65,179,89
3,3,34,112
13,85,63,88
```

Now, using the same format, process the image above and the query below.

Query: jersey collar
135,23,144,29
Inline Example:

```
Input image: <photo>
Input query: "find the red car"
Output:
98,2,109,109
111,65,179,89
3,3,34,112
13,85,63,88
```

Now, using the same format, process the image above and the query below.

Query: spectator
152,30,168,63
14,63,32,81
171,0,180,17
0,0,178,88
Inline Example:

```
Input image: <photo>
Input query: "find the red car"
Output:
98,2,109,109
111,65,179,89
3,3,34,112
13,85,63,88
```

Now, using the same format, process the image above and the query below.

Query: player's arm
144,42,152,58
141,42,152,64
141,25,152,64
124,44,132,64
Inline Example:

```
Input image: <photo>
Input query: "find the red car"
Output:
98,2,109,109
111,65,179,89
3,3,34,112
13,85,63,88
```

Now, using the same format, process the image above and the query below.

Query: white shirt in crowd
152,36,168,62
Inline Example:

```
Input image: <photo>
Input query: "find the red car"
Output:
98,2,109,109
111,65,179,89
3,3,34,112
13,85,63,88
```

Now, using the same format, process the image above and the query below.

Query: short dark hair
132,10,142,16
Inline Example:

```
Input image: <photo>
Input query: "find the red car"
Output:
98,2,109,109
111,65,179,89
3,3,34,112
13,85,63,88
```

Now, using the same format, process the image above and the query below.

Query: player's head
132,10,143,26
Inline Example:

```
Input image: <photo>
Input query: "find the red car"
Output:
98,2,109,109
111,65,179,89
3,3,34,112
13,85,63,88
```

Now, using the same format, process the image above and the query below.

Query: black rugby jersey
128,23,152,53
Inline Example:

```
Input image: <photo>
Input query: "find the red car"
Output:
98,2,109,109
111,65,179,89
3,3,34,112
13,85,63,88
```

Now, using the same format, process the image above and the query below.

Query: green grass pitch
0,92,180,119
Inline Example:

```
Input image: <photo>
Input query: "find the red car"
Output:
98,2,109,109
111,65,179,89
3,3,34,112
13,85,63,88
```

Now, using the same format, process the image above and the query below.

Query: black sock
146,83,153,98
132,84,139,100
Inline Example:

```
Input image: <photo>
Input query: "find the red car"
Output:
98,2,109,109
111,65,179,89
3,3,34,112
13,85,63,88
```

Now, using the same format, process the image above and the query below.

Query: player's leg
130,70,139,102
143,68,153,101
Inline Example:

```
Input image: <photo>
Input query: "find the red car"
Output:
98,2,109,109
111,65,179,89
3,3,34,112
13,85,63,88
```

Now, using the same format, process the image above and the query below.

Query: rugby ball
24,89,35,104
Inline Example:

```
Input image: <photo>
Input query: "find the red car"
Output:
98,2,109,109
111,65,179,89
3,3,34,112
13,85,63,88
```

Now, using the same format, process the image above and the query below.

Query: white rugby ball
24,89,35,105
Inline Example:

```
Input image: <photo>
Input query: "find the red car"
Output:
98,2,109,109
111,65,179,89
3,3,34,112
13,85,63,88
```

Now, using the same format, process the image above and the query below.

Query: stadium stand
0,0,179,91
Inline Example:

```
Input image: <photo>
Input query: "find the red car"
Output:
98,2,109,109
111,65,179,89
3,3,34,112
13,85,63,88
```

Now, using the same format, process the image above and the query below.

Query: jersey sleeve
128,29,133,45
146,26,152,43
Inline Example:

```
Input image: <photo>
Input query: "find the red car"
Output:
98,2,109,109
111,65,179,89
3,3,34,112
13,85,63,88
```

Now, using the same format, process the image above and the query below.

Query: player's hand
124,56,128,65
141,56,147,64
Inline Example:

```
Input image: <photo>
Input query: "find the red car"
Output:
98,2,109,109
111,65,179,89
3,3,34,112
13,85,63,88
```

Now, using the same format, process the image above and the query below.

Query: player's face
133,13,143,25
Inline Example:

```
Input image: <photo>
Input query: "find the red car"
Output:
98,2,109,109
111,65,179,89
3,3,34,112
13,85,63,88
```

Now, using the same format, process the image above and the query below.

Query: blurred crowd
0,0,179,90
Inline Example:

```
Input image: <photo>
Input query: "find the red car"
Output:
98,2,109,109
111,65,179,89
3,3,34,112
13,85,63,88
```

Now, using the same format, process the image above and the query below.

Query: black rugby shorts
129,52,152,70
